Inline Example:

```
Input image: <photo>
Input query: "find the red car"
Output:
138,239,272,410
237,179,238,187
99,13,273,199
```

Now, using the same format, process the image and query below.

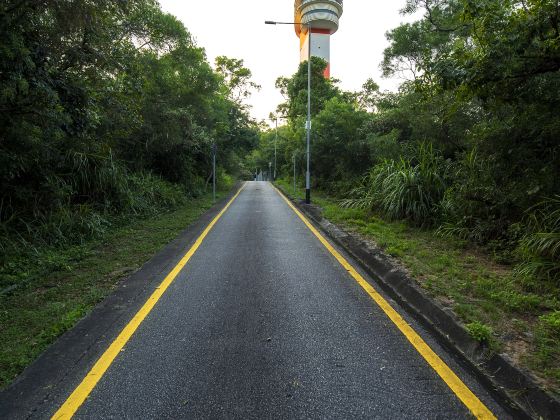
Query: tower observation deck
294,0,343,78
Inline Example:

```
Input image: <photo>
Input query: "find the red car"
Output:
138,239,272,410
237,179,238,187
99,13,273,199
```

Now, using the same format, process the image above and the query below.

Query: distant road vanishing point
1,182,510,419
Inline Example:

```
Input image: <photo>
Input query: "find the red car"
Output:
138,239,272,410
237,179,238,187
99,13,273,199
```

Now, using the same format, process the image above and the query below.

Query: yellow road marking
273,185,496,420
52,183,246,420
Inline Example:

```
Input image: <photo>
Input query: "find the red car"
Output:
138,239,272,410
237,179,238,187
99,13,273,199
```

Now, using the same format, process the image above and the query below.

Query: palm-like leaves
341,143,447,226
517,196,560,283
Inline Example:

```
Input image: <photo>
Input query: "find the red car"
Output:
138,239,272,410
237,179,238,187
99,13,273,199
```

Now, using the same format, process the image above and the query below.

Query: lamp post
293,151,297,196
212,141,217,203
274,117,277,181
270,114,288,182
265,20,312,204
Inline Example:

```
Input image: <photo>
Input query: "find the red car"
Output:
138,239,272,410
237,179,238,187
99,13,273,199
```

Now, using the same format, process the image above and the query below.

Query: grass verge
276,178,560,395
0,187,232,389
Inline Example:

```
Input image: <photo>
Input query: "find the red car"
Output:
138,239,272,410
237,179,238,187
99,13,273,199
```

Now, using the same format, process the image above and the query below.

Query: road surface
1,182,510,419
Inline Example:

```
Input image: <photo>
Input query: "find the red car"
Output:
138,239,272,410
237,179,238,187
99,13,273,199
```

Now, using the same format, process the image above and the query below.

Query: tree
313,97,370,187
275,57,340,123
215,56,261,106
0,0,260,249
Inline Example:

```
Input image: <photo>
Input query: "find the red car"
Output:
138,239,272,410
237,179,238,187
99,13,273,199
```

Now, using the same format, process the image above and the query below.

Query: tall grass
341,143,447,226
435,148,519,249
0,150,187,258
516,196,560,283
0,170,188,293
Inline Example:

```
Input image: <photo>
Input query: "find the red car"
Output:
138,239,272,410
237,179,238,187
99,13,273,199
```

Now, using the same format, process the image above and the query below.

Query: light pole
274,117,278,181
265,20,312,204
293,151,297,196
270,114,288,182
212,141,217,203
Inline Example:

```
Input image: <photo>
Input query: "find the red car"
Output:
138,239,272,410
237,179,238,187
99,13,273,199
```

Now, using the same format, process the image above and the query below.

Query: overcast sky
158,1,420,123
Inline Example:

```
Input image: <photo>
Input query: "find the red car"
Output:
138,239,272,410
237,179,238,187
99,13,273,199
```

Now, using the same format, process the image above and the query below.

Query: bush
0,169,186,258
516,196,560,284
437,149,522,247
342,143,447,226
466,321,493,343
126,173,186,216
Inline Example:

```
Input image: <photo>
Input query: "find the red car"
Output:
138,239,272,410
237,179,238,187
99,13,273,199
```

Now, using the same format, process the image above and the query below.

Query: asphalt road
2,182,510,419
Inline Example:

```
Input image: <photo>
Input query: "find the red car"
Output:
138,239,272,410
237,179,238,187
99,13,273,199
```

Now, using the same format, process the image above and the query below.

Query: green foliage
0,0,259,260
539,311,560,335
312,97,370,189
533,311,560,381
342,143,447,226
466,321,493,343
517,196,560,283
0,171,186,261
437,148,517,244
371,0,559,259
215,56,261,105
262,1,559,284
488,290,544,313
275,57,341,122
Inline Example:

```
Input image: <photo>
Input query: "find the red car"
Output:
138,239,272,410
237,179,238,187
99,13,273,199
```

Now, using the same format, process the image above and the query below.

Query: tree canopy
0,0,259,251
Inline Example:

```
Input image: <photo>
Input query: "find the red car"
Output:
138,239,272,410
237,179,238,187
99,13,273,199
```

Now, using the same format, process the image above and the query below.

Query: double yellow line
52,182,496,419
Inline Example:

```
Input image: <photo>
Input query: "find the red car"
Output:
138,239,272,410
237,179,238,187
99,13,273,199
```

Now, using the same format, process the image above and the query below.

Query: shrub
466,321,493,343
437,149,522,247
67,150,130,211
0,170,186,258
125,173,186,216
516,196,560,284
342,143,447,226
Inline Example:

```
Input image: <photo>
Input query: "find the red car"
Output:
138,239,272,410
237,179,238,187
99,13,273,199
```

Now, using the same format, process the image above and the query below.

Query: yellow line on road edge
273,186,496,420
52,183,246,420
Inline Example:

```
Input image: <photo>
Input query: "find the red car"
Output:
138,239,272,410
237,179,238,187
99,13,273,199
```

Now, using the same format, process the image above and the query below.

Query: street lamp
293,151,297,196
268,115,279,182
265,20,312,204
270,114,289,182
212,141,217,203
274,117,277,181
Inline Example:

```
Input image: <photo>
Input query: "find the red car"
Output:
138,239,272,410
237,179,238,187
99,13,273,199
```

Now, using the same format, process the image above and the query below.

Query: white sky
158,1,420,123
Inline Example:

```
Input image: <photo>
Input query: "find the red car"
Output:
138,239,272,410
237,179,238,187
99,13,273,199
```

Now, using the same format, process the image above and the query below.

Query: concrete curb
278,187,560,420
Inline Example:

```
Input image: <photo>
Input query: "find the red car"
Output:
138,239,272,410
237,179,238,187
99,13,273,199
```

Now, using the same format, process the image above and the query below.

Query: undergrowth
0,171,199,292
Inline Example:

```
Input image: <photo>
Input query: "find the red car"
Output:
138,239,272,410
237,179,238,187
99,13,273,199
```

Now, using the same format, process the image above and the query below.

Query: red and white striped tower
294,0,343,78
